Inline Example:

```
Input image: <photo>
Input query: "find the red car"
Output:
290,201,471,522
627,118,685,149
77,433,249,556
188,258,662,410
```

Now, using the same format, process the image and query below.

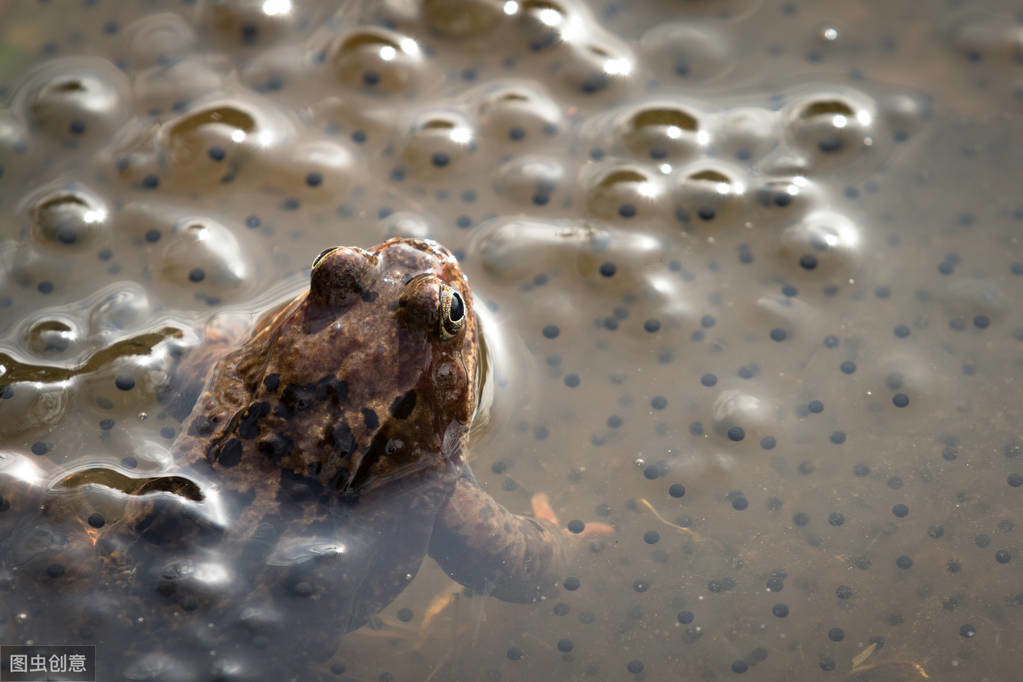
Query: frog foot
530,493,614,538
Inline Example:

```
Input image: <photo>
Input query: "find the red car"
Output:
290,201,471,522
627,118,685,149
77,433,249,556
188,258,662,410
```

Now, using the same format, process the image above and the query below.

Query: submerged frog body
0,239,576,681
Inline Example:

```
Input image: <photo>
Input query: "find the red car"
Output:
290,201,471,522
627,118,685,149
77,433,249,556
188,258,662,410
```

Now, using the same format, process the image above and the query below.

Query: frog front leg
428,472,611,603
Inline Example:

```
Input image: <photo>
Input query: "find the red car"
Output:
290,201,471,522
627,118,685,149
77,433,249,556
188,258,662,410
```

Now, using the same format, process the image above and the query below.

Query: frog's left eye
312,246,339,269
440,286,465,339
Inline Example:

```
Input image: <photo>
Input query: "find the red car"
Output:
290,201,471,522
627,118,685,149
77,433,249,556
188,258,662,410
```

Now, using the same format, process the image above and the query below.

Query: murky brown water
1,0,1022,680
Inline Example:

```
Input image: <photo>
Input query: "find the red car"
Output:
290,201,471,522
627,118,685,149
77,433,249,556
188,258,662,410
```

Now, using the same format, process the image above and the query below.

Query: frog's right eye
312,246,340,269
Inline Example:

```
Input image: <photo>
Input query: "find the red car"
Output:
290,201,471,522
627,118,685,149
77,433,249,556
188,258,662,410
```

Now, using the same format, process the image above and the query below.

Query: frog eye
440,286,465,339
312,246,340,269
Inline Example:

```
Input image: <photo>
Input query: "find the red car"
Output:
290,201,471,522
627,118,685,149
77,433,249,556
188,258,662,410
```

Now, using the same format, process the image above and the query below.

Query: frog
0,238,608,682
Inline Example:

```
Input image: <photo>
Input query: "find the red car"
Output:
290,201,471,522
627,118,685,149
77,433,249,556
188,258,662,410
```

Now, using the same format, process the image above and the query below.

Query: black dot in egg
731,660,748,674
351,130,367,143
824,334,839,348
892,503,909,518
727,426,745,442
677,610,694,624
960,624,976,638
895,555,913,569
973,314,990,329
770,328,787,342
208,145,225,161
829,431,846,444
115,374,135,391
188,268,205,283
700,373,717,387
305,171,323,187
38,281,54,295
797,461,814,475
46,563,66,579
431,152,450,167
598,261,617,277
772,603,789,618
99,419,114,430
142,174,160,189
793,512,809,526
556,638,574,653
819,655,836,672
650,396,667,410
760,436,776,450
765,577,783,592
245,215,261,228
840,360,856,374
1008,473,1023,487
827,627,844,642
938,261,955,275
836,585,852,599
633,579,649,592
564,577,580,591
799,254,818,270
567,520,585,534
144,228,161,243
564,374,580,388
892,393,909,407
827,512,845,526
668,483,685,498
87,512,105,528
553,602,569,616
643,318,661,333
893,324,910,338
507,647,523,661
808,399,824,413
995,549,1011,564
396,608,413,623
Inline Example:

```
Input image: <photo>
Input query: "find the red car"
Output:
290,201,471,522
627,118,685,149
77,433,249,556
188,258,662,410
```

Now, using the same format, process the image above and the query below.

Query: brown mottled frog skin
0,239,578,682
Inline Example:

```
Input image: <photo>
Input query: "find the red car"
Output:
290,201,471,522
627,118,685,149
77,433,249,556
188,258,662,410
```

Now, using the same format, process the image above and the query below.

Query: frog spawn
0,0,1019,680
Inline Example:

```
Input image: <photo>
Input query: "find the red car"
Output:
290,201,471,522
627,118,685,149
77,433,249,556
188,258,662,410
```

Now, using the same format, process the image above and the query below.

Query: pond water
1,0,1021,680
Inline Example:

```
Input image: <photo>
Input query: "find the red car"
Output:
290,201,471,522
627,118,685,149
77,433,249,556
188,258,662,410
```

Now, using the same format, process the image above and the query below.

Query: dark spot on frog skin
331,421,355,456
264,373,280,391
362,408,379,430
276,377,348,419
238,401,271,439
389,390,417,419
258,434,293,462
277,383,317,418
219,438,243,467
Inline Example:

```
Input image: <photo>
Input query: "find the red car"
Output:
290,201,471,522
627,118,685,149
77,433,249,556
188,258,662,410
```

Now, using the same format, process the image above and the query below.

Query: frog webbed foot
428,476,615,604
